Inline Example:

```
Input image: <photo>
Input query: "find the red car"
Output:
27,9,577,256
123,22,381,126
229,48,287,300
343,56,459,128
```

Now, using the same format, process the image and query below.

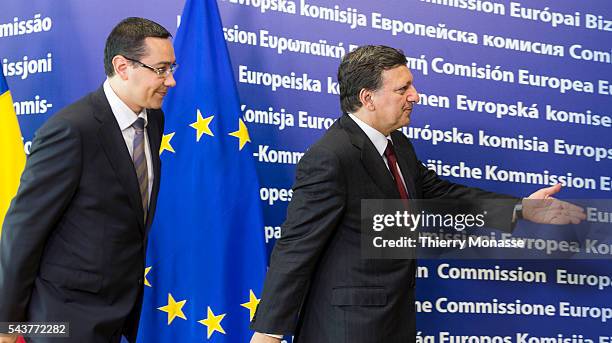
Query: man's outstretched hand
522,184,586,225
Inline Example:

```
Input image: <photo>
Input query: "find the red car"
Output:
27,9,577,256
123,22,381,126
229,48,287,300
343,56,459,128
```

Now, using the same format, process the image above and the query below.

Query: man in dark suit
0,17,176,343
250,46,584,343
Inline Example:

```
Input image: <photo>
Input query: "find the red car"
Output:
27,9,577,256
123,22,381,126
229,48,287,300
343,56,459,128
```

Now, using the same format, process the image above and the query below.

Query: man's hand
250,332,282,343
522,184,586,224
0,334,18,343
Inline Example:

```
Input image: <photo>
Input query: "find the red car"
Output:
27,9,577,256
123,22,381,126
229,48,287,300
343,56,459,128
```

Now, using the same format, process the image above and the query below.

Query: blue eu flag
137,0,267,341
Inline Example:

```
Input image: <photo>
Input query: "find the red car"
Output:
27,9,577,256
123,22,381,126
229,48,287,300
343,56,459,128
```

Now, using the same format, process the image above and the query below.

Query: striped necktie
132,117,148,223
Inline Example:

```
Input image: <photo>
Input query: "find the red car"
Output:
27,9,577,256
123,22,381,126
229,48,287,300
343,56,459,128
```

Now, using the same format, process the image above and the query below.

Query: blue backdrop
1,0,611,341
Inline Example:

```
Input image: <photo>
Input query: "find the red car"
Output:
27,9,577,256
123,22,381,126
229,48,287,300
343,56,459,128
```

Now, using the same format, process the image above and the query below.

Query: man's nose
407,86,419,104
164,72,177,87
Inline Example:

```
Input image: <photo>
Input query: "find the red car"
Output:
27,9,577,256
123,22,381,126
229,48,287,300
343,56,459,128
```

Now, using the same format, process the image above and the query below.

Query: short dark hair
104,17,171,77
338,45,407,114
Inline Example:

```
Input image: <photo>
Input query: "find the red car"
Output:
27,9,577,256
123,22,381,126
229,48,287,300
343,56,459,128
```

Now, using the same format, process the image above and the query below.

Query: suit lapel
391,131,418,198
145,110,162,232
339,115,400,198
91,86,145,234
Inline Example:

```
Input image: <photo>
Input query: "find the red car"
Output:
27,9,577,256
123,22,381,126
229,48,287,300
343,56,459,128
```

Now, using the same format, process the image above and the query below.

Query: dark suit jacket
250,114,517,343
0,86,163,343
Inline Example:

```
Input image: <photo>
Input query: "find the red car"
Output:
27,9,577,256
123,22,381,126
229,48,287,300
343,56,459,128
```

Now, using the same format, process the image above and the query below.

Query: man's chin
404,112,412,125
402,115,411,127
391,120,410,131
148,101,164,110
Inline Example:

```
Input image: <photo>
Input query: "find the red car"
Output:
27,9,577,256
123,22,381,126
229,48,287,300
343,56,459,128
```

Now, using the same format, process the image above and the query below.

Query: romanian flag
0,72,26,232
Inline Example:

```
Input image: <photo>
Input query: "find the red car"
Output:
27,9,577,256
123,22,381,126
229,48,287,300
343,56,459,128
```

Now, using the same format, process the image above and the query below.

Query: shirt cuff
263,333,283,339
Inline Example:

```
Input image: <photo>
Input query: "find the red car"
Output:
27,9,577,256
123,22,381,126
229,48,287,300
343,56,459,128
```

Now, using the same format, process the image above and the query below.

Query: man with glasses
0,17,176,343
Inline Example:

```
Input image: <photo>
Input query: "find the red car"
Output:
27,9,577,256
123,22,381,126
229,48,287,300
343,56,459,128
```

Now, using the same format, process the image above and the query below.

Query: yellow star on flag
228,118,251,151
144,266,152,287
159,132,176,155
240,289,260,321
198,306,226,339
157,293,187,325
190,109,214,141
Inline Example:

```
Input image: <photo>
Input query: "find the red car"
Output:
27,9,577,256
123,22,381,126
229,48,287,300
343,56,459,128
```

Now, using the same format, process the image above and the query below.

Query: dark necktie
132,117,149,222
384,139,409,199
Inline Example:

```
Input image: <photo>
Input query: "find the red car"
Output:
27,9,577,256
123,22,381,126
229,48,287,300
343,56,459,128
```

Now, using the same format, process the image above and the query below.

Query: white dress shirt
261,113,410,340
103,80,154,206
348,113,408,191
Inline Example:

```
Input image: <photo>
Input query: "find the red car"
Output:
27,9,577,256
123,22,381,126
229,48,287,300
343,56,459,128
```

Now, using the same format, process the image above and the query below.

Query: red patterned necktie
384,139,409,199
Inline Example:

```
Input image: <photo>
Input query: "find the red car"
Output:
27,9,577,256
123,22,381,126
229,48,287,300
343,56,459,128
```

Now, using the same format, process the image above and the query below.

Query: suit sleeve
0,117,82,321
250,145,346,334
415,152,519,232
418,162,502,199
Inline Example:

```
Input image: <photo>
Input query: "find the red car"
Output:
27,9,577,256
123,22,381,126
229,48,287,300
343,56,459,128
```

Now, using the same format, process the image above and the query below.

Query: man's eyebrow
154,60,175,66
396,82,411,90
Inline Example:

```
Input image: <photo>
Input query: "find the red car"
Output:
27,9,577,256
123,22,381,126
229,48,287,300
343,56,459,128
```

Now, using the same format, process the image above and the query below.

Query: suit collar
103,80,148,130
339,114,400,198
347,113,389,157
145,114,161,231
90,86,148,235
390,130,417,198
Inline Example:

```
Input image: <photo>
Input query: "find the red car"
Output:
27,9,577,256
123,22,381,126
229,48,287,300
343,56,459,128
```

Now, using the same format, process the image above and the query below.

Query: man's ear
112,55,130,80
359,88,376,111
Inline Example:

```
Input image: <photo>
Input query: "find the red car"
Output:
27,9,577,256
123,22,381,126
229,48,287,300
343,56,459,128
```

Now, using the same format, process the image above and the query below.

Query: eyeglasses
124,56,178,78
